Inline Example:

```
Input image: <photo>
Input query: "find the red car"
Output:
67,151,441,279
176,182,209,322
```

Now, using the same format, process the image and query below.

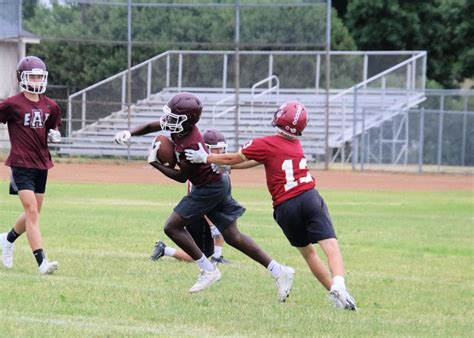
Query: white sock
267,260,282,278
333,275,346,289
213,245,223,258
164,247,176,257
195,255,215,272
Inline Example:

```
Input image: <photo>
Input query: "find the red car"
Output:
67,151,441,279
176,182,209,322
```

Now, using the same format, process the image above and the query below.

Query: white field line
14,246,153,259
0,311,217,336
334,212,473,221
11,245,250,267
353,270,474,286
0,269,164,292
9,196,464,209
40,198,411,207
0,257,247,294
46,198,177,207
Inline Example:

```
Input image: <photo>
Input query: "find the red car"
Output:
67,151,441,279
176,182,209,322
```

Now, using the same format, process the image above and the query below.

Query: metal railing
330,89,474,172
67,51,171,137
211,94,236,127
328,51,427,150
67,50,424,137
250,75,279,114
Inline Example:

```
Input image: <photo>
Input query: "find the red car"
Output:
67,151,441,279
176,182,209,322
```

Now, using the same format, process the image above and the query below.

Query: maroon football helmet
160,92,203,134
203,129,227,153
272,101,308,137
16,56,48,94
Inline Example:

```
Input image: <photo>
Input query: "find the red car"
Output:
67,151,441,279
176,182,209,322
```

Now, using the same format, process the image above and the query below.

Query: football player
185,101,358,310
0,56,61,274
150,129,233,265
114,92,294,300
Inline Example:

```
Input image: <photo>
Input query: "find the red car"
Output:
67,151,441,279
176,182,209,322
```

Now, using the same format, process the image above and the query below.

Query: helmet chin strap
276,127,298,139
177,129,191,137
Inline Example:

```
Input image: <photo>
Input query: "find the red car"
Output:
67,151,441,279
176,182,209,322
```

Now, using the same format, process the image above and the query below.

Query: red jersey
172,126,221,186
0,93,61,170
240,134,315,207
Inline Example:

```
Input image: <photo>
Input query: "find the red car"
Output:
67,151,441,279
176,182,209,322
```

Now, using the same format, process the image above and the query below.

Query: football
155,135,177,168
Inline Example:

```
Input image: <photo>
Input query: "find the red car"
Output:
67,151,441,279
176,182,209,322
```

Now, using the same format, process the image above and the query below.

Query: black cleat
150,241,166,261
210,255,231,265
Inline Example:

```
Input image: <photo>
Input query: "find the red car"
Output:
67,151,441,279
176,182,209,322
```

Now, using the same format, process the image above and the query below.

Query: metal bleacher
56,50,427,162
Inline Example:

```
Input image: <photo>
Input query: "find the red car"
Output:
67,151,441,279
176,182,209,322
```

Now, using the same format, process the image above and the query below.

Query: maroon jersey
172,126,221,186
240,135,315,207
0,93,61,170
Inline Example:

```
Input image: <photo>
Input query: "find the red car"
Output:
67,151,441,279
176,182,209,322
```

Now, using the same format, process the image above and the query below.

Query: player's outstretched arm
232,160,261,170
114,120,162,145
185,143,245,165
131,120,162,136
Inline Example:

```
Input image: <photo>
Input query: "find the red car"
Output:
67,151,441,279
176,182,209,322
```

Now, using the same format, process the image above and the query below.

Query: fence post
361,107,366,171
315,54,320,93
379,123,383,164
223,54,228,93
166,53,170,88
437,94,445,171
121,73,126,111
418,108,424,173
367,128,371,163
404,112,409,165
81,92,86,130
178,53,183,91
352,86,358,170
391,116,396,164
67,96,72,137
341,97,346,163
363,53,368,89
406,63,411,94
461,97,468,166
268,54,273,89
147,62,152,98
421,53,427,90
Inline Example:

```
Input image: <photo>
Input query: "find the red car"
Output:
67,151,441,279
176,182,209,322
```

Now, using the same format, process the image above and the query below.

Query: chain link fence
1,1,472,173
348,90,474,172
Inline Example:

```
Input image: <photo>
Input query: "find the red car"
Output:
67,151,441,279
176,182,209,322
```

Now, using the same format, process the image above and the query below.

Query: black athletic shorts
186,217,214,258
9,167,48,195
174,175,245,232
273,189,336,247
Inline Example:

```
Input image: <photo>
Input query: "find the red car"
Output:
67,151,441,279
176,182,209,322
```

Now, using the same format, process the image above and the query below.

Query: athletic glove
114,130,131,145
147,139,161,164
211,163,231,174
48,129,61,143
184,143,208,163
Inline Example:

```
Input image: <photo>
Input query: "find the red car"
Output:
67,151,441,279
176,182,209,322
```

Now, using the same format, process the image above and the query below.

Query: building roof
0,8,40,42
0,24,40,42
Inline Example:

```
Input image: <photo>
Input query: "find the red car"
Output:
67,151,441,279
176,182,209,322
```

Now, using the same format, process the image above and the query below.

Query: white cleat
1,233,14,268
329,285,357,311
39,259,59,275
274,266,295,302
189,268,221,293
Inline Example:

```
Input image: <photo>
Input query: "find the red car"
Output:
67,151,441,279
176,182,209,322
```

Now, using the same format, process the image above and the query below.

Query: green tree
24,3,355,90
345,0,472,88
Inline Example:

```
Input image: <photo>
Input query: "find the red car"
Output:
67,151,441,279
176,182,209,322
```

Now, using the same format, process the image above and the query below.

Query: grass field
0,180,472,337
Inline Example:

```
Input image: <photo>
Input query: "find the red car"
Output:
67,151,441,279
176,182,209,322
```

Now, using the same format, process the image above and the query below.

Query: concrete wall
0,41,21,100
0,41,23,150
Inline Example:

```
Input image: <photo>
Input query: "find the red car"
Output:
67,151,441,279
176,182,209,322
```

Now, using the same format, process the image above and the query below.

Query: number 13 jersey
240,135,315,207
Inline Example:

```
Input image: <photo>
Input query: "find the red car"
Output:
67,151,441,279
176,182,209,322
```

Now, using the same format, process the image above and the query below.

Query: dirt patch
1,160,472,192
